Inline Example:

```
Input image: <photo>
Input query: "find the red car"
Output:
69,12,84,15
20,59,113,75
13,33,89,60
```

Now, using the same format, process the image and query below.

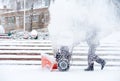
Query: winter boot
101,60,106,70
84,63,94,71
96,58,106,70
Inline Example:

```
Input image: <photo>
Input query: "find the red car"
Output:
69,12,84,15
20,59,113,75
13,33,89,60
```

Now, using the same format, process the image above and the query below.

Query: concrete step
0,34,8,36
0,40,120,69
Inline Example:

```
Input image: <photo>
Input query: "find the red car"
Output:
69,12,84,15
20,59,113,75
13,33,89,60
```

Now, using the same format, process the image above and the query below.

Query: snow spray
48,0,119,51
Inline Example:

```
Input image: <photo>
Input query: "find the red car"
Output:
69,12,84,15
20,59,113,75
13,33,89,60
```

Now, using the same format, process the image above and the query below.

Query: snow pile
9,30,49,40
0,25,5,33
30,30,38,38
41,53,56,63
10,30,31,39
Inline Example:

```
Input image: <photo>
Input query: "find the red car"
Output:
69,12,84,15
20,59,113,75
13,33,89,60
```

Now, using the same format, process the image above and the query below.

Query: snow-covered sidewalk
0,65,120,81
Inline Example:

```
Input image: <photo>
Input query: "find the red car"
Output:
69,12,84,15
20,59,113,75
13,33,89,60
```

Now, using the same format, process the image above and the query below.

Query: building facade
0,0,50,33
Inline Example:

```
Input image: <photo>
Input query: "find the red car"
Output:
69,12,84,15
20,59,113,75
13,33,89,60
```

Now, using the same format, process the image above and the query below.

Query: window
7,16,15,27
19,16,23,25
0,17,5,26
7,17,15,24
25,15,30,23
44,13,49,24
32,15,39,22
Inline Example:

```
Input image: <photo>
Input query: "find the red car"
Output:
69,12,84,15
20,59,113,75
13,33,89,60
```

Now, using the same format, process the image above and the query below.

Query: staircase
0,39,53,65
0,39,120,70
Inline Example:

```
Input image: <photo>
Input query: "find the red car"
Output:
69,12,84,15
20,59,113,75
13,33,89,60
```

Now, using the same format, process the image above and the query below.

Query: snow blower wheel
58,59,70,71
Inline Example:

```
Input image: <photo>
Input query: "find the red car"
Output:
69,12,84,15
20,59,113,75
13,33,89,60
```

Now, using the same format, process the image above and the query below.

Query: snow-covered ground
0,65,120,81
0,31,120,81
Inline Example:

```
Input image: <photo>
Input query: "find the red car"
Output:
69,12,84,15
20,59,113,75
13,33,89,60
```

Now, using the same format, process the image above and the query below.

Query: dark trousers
88,45,104,66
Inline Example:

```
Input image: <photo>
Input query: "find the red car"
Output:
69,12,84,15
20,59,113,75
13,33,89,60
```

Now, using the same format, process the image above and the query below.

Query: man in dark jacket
85,28,106,71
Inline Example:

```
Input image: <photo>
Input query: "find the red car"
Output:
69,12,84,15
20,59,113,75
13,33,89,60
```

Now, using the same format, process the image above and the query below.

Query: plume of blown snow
48,0,120,50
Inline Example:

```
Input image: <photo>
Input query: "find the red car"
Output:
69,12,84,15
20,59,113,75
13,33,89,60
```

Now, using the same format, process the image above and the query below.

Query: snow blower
55,46,72,71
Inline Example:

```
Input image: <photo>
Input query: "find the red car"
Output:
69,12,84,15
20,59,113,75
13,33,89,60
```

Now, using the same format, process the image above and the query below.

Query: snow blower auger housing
55,46,72,71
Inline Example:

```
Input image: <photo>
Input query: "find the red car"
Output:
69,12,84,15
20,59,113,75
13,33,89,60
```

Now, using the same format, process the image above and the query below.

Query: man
85,28,106,71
